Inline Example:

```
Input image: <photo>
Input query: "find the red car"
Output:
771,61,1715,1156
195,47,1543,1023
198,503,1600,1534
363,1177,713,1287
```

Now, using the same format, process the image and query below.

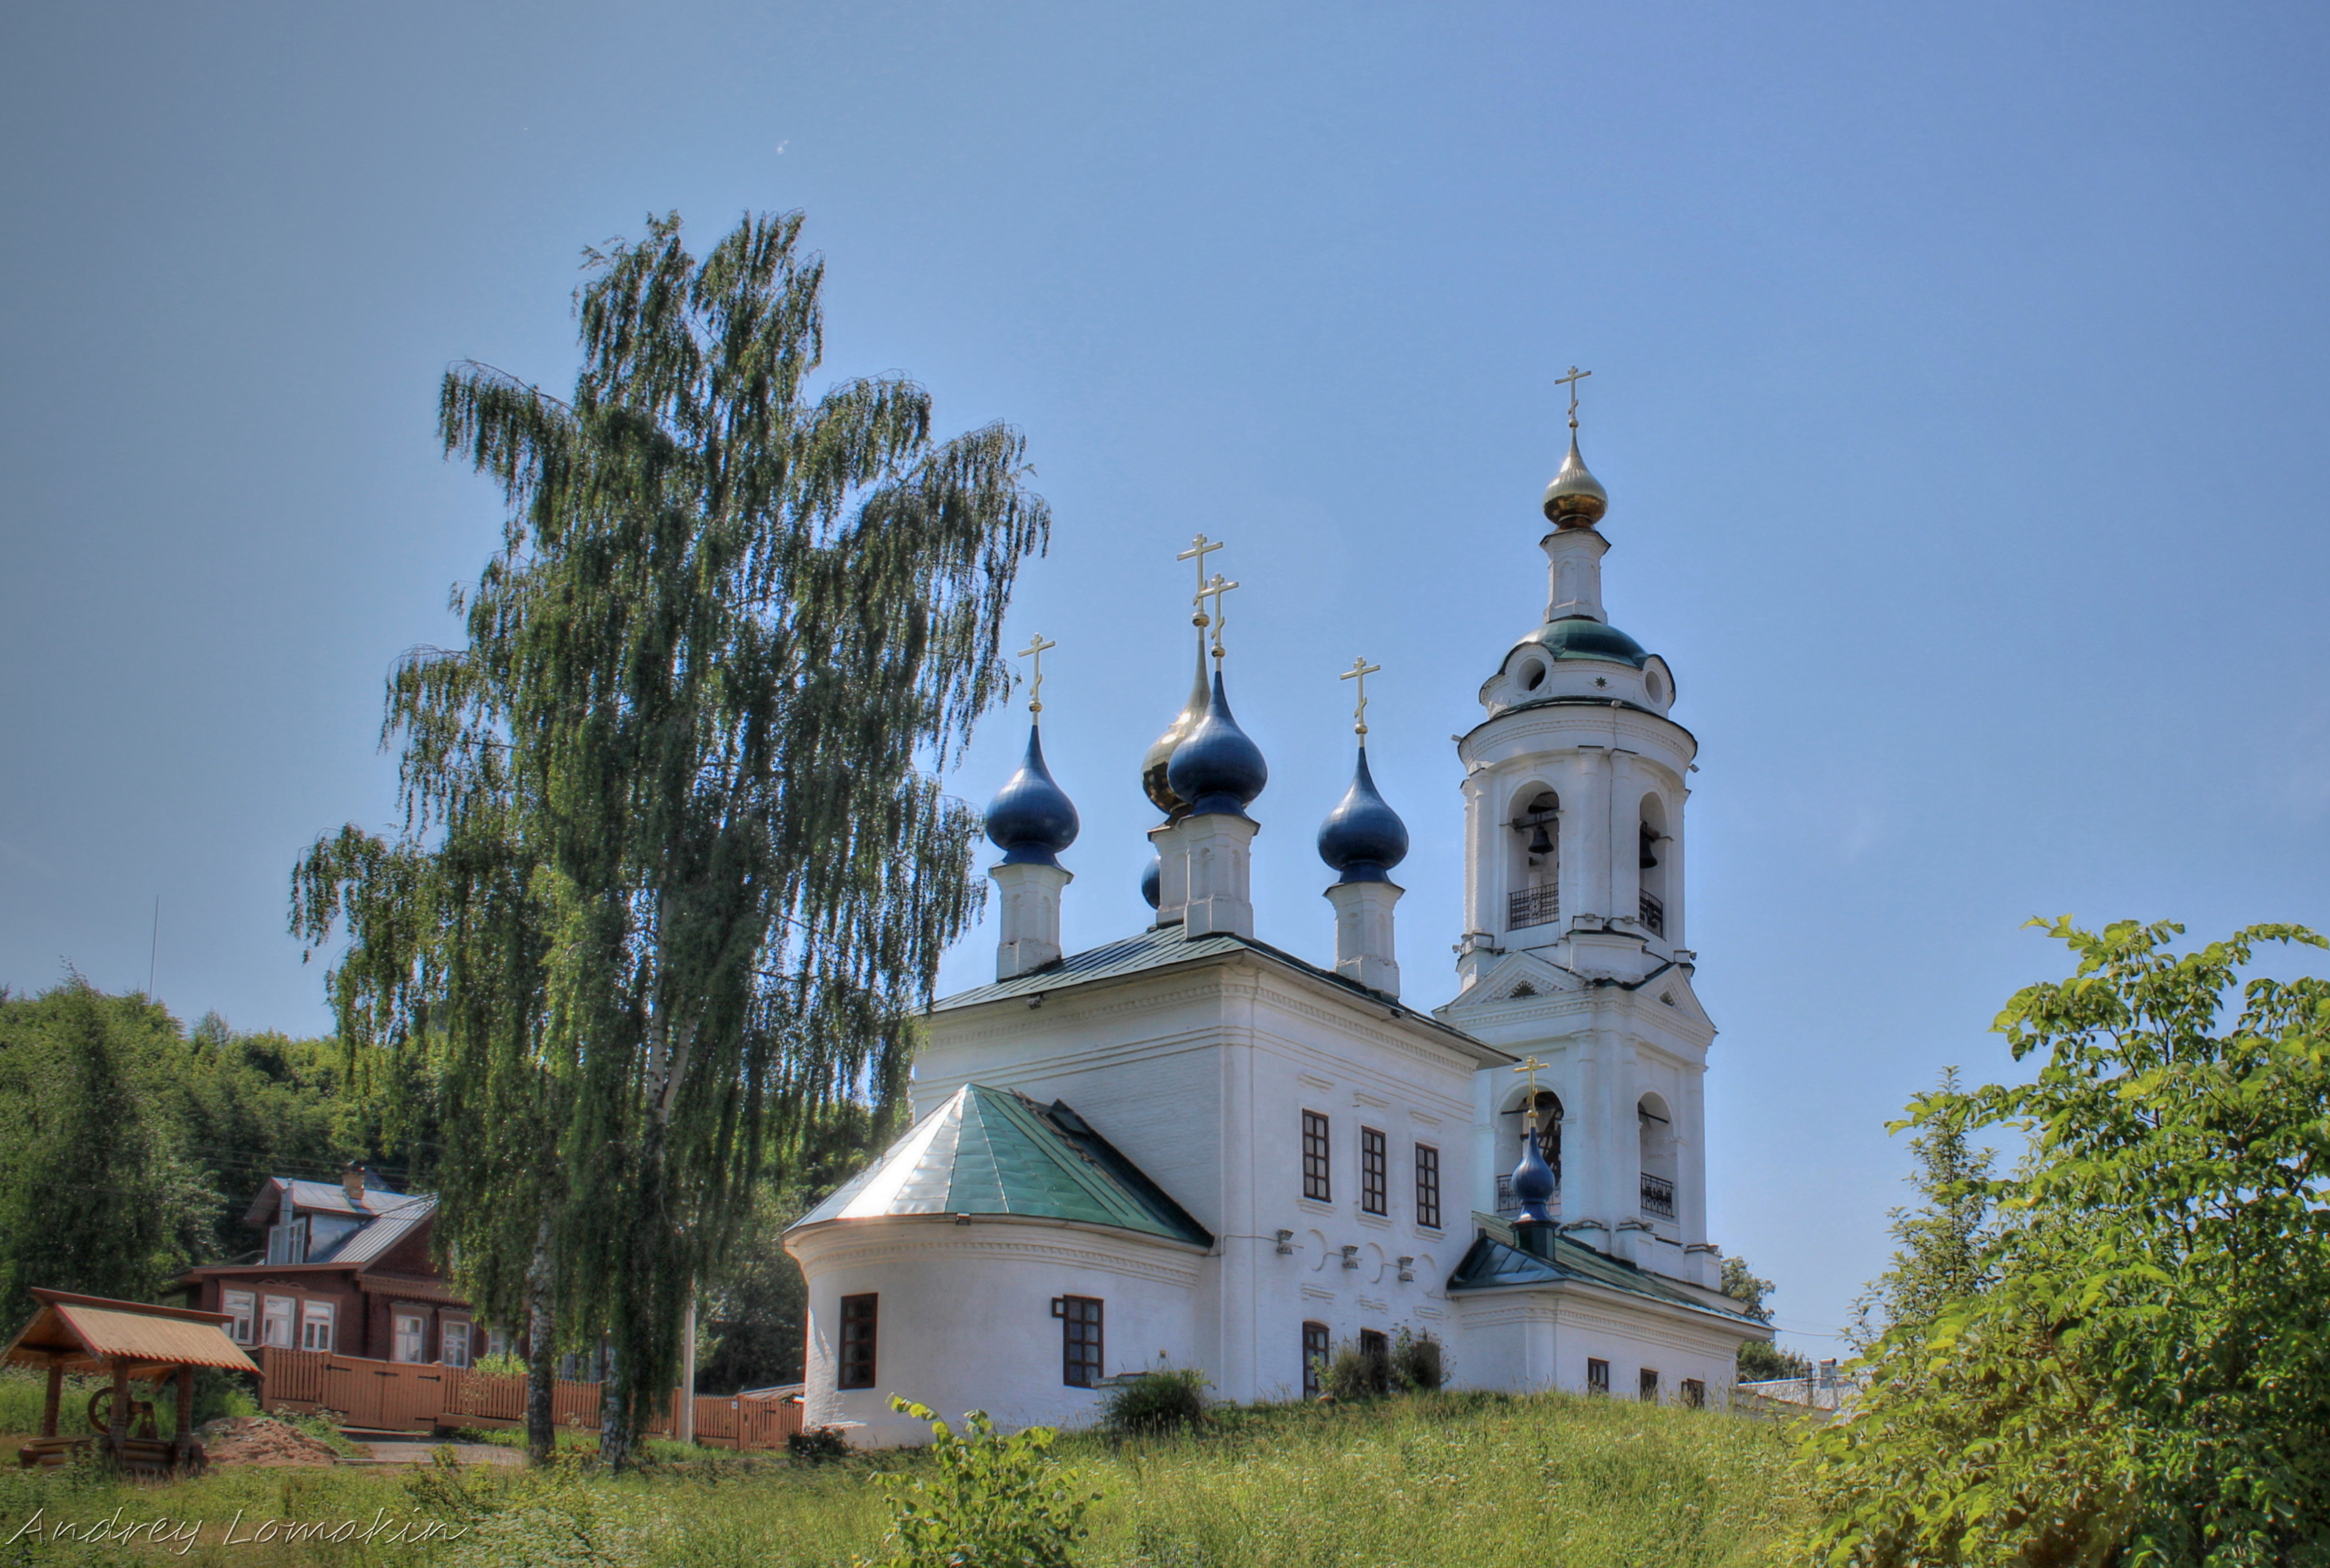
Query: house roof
932,924,1506,1063
185,1187,438,1284
789,1084,1213,1249
3,1290,260,1378
1446,1215,1768,1331
240,1177,415,1229
324,1195,436,1266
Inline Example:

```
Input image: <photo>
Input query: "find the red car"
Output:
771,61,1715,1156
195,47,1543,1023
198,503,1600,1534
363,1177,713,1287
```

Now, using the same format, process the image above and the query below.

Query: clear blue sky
6,2,2328,1355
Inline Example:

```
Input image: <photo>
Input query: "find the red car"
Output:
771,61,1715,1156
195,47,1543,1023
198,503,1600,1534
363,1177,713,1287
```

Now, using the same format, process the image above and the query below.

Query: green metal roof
1508,616,1650,669
1446,1213,1765,1330
787,1084,1212,1249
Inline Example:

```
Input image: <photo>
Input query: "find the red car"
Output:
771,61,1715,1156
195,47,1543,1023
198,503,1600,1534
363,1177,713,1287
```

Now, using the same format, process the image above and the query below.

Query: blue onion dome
1167,670,1268,818
1541,431,1608,528
985,723,1080,866
1140,854,1161,910
1509,1118,1557,1226
1317,746,1409,884
1142,642,1212,819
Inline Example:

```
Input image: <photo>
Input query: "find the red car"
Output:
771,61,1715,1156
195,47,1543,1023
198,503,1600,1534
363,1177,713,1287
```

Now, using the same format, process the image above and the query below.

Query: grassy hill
0,1387,1804,1566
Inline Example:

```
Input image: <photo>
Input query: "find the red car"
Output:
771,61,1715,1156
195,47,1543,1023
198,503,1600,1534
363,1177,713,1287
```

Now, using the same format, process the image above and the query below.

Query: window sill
1297,1197,1335,1215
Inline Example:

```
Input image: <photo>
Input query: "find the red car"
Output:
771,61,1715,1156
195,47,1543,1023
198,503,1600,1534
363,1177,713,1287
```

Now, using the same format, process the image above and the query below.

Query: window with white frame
441,1318,472,1368
485,1328,512,1363
393,1311,427,1363
299,1299,334,1352
261,1295,295,1348
222,1290,255,1344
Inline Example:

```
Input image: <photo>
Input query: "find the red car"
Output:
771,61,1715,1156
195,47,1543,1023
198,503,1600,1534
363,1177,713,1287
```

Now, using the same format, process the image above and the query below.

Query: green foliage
1722,1256,1814,1383
1316,1340,1384,1402
293,210,1048,1464
1797,918,2330,1566
787,1424,854,1464
474,1350,529,1379
868,1398,1097,1568
1389,1327,1445,1393
1101,1369,1209,1435
0,981,366,1320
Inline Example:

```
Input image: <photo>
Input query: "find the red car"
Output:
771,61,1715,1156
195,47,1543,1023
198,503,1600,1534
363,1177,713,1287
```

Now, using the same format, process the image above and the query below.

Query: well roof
3,1290,260,1378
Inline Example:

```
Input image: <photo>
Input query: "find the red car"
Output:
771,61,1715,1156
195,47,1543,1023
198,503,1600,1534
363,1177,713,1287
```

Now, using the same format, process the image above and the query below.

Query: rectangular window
1680,1378,1706,1409
222,1290,255,1345
838,1294,879,1390
1639,1367,1660,1401
1358,1329,1391,1397
1054,1296,1104,1387
392,1311,426,1363
299,1299,334,1352
1302,1321,1330,1400
1587,1358,1610,1395
261,1295,295,1349
486,1328,512,1363
1360,1127,1387,1215
441,1318,472,1368
1302,1111,1332,1202
1414,1144,1441,1230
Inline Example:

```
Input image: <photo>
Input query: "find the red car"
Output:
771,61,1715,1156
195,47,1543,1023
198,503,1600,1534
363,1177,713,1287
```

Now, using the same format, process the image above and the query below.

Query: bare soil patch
196,1416,341,1467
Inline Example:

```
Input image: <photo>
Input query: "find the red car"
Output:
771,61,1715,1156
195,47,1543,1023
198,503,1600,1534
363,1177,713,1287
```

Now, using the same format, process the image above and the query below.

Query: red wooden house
176,1166,490,1371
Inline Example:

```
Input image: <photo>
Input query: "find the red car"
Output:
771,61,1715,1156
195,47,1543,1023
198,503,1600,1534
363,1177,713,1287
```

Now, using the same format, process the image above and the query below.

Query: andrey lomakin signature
6,1506,470,1554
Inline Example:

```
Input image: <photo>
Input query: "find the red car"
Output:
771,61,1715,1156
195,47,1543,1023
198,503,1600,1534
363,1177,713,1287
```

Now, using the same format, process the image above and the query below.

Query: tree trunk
525,1218,555,1466
598,1339,632,1471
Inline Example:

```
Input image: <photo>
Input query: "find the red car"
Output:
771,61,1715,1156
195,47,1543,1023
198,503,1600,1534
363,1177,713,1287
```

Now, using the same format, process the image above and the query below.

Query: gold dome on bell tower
1540,365,1608,530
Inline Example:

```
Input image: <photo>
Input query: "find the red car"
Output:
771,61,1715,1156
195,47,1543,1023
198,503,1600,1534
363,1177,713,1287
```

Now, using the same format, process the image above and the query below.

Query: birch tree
295,210,1047,1465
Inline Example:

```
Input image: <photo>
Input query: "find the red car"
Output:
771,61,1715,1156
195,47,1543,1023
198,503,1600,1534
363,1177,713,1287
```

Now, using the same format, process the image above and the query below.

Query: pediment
1645,965,1715,1032
1439,950,1583,1017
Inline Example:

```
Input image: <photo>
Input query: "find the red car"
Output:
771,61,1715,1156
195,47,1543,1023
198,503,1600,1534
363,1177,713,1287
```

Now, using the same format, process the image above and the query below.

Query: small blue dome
1509,1122,1557,1226
1140,855,1161,909
1166,670,1267,818
1317,746,1409,884
985,724,1080,866
1511,616,1650,670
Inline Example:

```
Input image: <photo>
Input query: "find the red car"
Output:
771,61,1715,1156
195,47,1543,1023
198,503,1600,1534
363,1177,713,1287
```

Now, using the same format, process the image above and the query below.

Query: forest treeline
0,976,856,1394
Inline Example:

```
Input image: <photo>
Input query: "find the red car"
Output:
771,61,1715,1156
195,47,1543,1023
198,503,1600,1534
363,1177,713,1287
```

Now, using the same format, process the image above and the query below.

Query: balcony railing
1639,891,1665,936
1508,885,1560,930
1640,1171,1676,1218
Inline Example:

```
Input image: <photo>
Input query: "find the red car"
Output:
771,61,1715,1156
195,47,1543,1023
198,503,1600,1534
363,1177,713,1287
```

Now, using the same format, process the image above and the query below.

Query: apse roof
789,1084,1212,1249
931,924,1502,1061
1445,1214,1767,1330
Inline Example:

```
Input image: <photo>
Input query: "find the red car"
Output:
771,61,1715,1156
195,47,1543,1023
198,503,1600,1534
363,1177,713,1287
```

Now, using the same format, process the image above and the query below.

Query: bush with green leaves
1797,918,2330,1566
788,1424,853,1464
866,1397,1098,1568
1388,1328,1445,1393
1101,1368,1209,1435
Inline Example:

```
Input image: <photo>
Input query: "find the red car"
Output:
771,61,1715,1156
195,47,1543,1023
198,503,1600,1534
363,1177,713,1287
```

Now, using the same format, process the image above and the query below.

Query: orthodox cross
1178,534,1224,628
1195,574,1240,660
1514,1055,1549,1119
1017,633,1056,717
1555,364,1591,431
1340,656,1380,739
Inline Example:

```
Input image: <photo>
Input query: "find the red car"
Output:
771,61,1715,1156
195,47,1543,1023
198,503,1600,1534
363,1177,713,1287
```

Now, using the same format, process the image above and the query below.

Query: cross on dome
1340,656,1380,739
1017,633,1056,718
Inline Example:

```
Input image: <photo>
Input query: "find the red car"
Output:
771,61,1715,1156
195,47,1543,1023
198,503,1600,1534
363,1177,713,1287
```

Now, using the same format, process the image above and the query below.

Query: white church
786,396,1769,1444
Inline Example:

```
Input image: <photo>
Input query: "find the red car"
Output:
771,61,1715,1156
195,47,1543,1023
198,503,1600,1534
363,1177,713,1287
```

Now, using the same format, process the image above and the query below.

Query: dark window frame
1360,1127,1388,1216
1414,1144,1441,1230
1587,1357,1610,1395
1302,1320,1330,1400
1358,1329,1391,1397
1055,1295,1104,1388
1680,1378,1706,1409
1302,1111,1332,1202
838,1293,879,1390
1639,1367,1660,1401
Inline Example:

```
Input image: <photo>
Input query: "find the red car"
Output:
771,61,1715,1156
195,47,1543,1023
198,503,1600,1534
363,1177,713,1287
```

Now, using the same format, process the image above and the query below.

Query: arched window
1637,793,1669,937
1507,789,1560,930
1637,1093,1677,1220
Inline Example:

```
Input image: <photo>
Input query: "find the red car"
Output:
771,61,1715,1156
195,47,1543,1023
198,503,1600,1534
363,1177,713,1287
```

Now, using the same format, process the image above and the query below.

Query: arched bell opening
1636,793,1669,939
1505,788,1560,934
1637,1092,1677,1221
1493,1089,1564,1217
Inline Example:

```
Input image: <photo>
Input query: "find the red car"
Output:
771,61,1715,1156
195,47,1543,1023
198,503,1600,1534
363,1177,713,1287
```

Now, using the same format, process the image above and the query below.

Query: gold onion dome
1541,432,1608,529
1142,641,1212,818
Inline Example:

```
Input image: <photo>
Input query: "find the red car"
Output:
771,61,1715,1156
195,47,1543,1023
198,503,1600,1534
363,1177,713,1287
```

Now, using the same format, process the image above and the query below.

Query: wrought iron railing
1640,1171,1676,1218
1508,885,1560,929
1493,1171,1561,1215
1639,891,1665,936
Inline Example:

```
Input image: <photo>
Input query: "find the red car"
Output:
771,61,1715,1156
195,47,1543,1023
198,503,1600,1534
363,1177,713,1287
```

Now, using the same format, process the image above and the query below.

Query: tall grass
0,1389,1804,1567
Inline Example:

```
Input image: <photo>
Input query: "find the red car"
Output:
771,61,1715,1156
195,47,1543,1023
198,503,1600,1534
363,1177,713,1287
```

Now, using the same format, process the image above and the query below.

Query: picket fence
257,1346,803,1450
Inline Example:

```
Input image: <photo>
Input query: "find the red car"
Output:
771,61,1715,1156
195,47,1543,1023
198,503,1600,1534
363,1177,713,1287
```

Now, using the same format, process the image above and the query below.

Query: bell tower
1435,370,1722,1290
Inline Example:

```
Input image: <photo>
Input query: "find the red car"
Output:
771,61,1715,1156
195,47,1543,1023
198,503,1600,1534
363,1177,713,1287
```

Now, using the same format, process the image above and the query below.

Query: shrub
789,1424,853,1464
473,1350,528,1379
1102,1368,1209,1435
1389,1329,1445,1393
868,1397,1098,1568
1317,1342,1385,1403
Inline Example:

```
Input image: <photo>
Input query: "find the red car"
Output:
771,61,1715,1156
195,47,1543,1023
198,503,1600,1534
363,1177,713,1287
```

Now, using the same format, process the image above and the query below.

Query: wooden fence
256,1348,803,1451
